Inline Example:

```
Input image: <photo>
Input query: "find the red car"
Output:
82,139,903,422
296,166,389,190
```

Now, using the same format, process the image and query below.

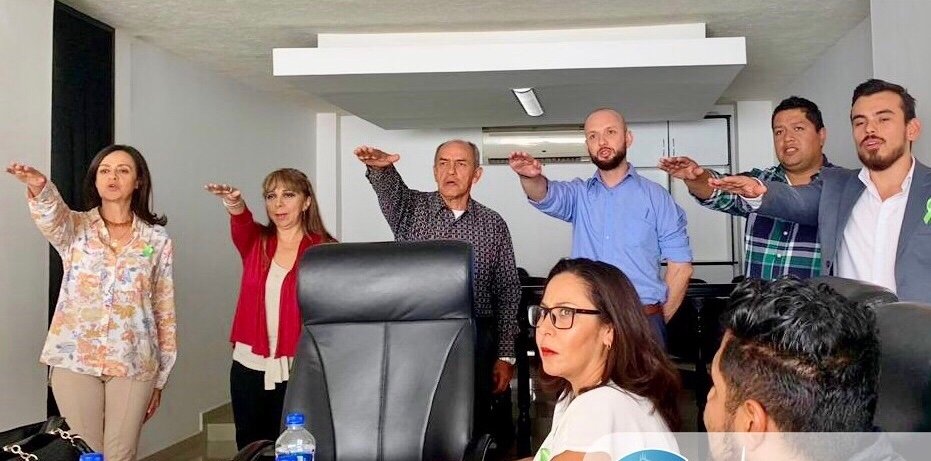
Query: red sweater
228,208,323,358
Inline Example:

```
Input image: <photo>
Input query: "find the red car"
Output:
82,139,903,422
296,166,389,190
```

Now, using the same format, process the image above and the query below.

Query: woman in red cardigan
205,168,334,449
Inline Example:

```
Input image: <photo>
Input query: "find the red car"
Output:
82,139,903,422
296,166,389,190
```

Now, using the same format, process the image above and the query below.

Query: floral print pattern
29,183,177,388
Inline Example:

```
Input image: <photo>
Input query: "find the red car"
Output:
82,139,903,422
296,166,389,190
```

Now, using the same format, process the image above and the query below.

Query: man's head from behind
771,97,827,173
704,277,879,457
584,108,633,171
432,139,483,205
851,78,921,171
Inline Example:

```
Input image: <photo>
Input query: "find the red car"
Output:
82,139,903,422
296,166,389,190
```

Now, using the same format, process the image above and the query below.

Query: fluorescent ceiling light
512,88,543,117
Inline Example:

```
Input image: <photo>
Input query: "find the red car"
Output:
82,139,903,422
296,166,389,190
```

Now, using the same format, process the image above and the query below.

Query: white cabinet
629,117,736,277
626,122,669,168
668,118,730,166
670,167,733,263
627,117,730,167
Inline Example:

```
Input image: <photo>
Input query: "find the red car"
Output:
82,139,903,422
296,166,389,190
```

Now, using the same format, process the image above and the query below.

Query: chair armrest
464,433,493,461
232,439,275,461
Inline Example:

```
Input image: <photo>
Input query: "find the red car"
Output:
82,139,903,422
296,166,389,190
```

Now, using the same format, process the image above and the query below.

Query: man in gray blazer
710,79,931,304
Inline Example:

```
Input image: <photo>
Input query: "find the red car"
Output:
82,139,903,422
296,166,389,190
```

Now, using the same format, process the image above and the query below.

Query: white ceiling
65,0,870,121
274,30,746,128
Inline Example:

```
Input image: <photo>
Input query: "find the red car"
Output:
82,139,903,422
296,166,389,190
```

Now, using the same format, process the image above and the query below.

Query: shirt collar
857,155,916,198
428,191,475,217
774,154,834,183
589,164,638,189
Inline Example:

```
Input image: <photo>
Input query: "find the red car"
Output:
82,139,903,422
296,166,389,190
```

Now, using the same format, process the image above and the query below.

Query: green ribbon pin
925,198,931,225
142,244,155,258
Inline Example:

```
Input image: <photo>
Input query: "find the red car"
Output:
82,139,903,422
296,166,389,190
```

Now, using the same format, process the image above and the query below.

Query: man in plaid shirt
660,97,833,279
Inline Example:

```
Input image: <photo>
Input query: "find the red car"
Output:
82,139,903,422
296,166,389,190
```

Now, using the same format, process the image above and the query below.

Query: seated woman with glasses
525,258,682,461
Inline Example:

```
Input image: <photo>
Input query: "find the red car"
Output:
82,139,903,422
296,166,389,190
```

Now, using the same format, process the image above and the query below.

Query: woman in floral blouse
205,168,334,449
6,145,176,461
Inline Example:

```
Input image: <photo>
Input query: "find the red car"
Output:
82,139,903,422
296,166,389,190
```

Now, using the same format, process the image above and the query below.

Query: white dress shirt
836,158,915,293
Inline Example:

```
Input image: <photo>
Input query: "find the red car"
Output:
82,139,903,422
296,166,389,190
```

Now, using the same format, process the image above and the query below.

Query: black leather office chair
234,240,490,461
874,301,931,431
811,276,899,309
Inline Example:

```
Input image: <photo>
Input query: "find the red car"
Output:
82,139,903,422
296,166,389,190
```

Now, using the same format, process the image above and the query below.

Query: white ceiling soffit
273,24,746,129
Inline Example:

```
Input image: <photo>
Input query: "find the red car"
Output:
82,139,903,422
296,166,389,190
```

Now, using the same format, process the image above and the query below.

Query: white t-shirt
232,260,294,390
533,382,679,461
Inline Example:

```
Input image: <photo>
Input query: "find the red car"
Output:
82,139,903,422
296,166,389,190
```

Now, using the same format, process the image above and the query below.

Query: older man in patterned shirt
354,140,520,447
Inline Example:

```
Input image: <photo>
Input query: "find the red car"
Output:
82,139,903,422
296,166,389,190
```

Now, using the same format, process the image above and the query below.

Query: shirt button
782,231,788,236
776,254,783,258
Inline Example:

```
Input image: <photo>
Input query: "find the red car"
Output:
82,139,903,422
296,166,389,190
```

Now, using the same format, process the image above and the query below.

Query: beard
590,146,627,171
857,137,907,171
708,416,743,461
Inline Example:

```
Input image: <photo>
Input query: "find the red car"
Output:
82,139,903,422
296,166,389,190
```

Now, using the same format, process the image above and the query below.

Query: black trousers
230,361,288,450
475,318,514,458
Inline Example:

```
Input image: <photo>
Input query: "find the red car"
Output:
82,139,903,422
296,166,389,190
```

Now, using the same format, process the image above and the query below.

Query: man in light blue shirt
509,108,693,346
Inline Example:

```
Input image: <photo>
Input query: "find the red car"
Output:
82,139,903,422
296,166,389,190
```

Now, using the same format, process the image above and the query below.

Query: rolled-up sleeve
656,191,692,263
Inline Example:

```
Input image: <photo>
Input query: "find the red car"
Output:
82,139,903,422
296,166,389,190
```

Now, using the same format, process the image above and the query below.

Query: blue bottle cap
80,454,104,461
285,412,305,425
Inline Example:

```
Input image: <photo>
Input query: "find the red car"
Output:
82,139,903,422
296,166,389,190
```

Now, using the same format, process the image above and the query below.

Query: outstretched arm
8,162,76,254
508,151,548,202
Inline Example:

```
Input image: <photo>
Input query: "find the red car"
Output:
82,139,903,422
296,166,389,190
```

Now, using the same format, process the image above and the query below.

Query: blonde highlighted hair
261,168,335,242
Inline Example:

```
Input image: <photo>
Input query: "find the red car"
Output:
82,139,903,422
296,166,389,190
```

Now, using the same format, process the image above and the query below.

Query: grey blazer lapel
831,172,866,265
897,161,931,259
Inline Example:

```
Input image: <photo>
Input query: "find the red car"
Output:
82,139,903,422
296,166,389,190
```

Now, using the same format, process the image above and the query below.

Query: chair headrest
874,301,931,431
810,276,898,308
297,240,474,324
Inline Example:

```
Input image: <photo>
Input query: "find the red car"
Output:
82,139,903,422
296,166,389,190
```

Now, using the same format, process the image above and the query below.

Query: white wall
871,0,931,164
782,18,873,168
314,113,340,237
116,38,316,456
0,0,54,431
734,101,775,173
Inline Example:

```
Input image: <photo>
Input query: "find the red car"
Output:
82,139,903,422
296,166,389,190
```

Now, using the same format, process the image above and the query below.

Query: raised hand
508,151,543,178
6,162,48,191
658,156,705,181
204,183,242,201
708,175,768,198
354,145,400,169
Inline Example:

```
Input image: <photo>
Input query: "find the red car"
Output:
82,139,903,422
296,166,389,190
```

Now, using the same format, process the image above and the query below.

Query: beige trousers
50,367,155,461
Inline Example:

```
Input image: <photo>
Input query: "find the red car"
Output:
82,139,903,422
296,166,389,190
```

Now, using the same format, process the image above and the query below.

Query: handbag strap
2,443,39,461
50,429,83,446
2,426,87,460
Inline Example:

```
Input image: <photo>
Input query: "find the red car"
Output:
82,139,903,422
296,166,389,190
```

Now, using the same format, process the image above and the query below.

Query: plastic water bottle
275,412,316,461
80,454,103,461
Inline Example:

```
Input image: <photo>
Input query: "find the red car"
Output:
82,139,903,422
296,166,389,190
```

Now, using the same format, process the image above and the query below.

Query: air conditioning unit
481,126,590,165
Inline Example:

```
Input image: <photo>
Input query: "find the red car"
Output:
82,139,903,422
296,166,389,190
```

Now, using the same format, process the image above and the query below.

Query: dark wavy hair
83,144,167,226
720,276,880,432
541,258,682,431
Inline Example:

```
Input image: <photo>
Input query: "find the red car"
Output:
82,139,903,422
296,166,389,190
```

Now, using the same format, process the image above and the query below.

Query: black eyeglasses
528,304,602,330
